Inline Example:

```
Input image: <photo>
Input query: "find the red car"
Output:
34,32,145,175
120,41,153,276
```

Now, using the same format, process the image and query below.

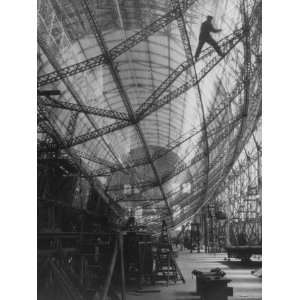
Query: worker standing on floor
195,15,224,60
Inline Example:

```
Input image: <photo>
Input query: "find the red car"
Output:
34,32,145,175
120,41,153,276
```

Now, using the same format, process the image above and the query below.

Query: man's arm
210,23,222,33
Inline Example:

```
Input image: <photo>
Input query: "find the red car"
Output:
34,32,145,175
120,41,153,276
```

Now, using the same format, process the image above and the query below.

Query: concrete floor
126,250,262,300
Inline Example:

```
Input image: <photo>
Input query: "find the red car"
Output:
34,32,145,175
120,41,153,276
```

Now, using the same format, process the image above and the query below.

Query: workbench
192,269,233,300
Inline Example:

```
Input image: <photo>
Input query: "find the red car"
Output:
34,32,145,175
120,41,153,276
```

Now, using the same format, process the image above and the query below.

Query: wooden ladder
154,221,185,285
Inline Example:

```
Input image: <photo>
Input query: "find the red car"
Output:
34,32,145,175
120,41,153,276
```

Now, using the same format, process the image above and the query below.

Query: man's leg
206,36,224,57
195,39,205,60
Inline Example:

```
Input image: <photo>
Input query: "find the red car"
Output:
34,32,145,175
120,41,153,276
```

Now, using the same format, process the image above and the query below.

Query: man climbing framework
195,15,224,59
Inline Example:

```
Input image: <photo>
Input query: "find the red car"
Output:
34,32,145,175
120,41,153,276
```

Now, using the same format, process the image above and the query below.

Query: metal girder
81,0,173,221
149,140,239,223
38,25,256,159
38,119,130,152
39,59,252,158
107,114,242,191
159,113,241,182
145,3,262,229
90,64,255,180
92,67,252,176
252,133,261,153
37,36,126,167
220,1,255,181
37,105,60,144
170,0,196,146
140,93,261,222
170,155,239,228
171,0,194,62
37,0,198,87
94,83,245,176
91,124,206,176
170,0,204,121
48,260,84,300
191,4,262,214
71,149,121,169
214,151,259,197
39,34,243,153
171,0,210,226
136,30,242,117
113,143,229,210
206,111,262,218
38,96,130,121
218,102,261,180
139,33,243,119
157,137,241,211
37,104,124,218
65,111,79,140
38,122,58,146
116,197,164,202
164,118,241,183
209,111,261,200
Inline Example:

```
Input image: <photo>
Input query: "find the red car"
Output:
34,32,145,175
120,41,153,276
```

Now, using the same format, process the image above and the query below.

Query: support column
204,207,209,253
101,237,119,300
118,232,126,300
225,186,232,247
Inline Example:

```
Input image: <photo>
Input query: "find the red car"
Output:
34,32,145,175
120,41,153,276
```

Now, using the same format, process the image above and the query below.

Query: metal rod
101,237,119,300
118,232,126,300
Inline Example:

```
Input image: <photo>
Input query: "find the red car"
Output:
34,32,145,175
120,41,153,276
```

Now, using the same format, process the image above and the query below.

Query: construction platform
126,250,262,300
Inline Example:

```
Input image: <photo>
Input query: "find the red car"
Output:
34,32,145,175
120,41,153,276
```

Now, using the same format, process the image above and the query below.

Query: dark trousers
195,35,223,58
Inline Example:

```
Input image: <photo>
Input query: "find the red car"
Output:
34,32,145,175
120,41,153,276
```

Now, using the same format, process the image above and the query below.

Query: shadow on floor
219,260,262,269
174,290,199,300
175,298,200,300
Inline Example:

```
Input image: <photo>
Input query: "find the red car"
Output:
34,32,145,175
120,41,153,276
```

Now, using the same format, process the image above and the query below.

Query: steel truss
37,0,262,231
108,111,243,191
37,0,198,87
81,0,174,221
38,37,126,168
39,33,242,153
101,61,260,186
214,149,260,198
140,111,253,211
138,10,261,120
95,64,258,177
136,30,243,118
160,94,261,228
38,96,130,121
65,111,79,141
194,1,262,224
142,1,261,230
162,0,209,226
71,149,122,170
213,146,262,248
38,119,130,152
37,104,124,219
41,58,258,187
217,0,259,188
91,95,242,177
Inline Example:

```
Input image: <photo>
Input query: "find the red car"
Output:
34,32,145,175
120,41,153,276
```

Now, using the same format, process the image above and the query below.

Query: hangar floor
126,251,262,300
